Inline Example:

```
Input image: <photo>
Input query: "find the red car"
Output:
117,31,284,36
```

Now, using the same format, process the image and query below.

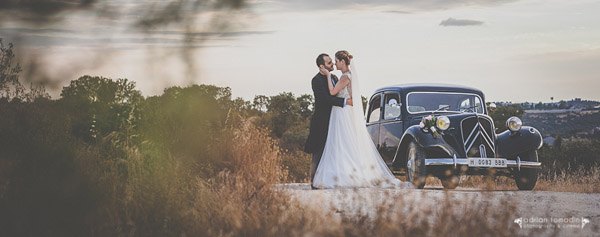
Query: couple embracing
304,50,413,190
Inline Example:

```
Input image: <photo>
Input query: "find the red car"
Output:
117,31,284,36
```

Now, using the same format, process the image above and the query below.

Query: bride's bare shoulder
338,75,351,86
340,73,351,81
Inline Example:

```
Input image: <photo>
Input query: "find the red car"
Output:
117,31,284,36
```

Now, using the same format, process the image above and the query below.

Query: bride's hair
335,50,353,66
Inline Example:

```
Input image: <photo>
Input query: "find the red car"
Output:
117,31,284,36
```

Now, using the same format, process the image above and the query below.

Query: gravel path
278,183,600,237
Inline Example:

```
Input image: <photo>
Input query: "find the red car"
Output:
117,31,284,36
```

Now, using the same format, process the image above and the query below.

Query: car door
366,93,383,148
378,91,404,164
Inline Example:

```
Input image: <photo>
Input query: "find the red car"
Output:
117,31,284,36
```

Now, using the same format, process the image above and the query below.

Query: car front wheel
407,141,427,189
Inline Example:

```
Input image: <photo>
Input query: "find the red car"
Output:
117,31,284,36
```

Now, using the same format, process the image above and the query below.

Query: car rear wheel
407,141,427,189
514,150,539,190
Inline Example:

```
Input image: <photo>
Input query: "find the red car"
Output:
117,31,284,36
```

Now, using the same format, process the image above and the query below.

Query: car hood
407,113,496,158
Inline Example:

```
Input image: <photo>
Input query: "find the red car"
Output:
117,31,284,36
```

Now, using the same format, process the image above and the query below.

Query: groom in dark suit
304,53,352,189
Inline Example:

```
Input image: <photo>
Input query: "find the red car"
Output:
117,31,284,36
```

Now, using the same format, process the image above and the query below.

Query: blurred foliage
0,39,25,100
0,38,49,101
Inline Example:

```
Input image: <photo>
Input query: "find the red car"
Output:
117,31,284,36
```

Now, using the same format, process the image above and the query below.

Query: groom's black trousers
310,150,324,184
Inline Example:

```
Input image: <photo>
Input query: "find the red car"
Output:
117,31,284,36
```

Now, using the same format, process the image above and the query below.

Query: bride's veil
349,59,398,179
349,60,367,134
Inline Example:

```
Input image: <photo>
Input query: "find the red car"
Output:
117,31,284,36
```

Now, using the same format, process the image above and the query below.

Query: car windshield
406,92,485,114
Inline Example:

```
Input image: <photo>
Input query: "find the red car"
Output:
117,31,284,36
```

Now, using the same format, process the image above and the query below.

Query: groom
304,53,352,189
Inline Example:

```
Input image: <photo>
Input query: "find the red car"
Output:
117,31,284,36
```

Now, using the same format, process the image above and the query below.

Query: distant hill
522,109,600,137
492,99,600,138
494,98,600,110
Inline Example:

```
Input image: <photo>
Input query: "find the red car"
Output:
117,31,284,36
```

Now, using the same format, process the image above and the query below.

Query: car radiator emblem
479,144,487,158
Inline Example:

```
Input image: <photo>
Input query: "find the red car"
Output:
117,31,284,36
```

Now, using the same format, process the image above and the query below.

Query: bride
312,50,413,189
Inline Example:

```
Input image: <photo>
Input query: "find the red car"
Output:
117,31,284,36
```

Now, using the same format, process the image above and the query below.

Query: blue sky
1,0,599,102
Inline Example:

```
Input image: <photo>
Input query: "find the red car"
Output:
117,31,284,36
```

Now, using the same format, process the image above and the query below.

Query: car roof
374,83,485,98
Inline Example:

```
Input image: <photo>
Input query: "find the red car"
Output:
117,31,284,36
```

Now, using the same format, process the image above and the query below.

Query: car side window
367,94,382,123
383,92,401,120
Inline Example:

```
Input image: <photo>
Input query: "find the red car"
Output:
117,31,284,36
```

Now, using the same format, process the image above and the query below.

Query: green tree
268,92,302,138
535,102,543,109
60,75,143,143
0,39,25,100
558,100,568,109
252,95,270,113
229,97,252,118
138,85,232,170
297,94,313,119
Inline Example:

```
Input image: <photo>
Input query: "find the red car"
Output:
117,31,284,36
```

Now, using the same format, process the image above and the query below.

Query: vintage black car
366,84,542,190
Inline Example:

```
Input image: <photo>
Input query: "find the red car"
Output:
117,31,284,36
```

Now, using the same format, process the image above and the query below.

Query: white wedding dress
313,66,413,189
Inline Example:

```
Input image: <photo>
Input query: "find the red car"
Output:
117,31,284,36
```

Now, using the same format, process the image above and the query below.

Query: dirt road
278,183,600,236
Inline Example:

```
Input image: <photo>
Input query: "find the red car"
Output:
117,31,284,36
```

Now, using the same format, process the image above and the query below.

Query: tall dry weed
537,166,600,193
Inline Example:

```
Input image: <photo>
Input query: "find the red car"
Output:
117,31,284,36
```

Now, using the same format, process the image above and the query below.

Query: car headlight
436,116,450,131
506,116,522,132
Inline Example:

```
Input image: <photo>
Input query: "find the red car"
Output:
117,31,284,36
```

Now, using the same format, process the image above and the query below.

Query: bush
539,138,600,174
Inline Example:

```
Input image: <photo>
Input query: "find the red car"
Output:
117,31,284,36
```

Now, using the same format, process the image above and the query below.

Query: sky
1,0,599,103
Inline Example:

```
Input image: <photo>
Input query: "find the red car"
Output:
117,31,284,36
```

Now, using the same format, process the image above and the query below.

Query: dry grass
537,167,600,193
280,150,312,183
446,176,519,191
416,166,600,193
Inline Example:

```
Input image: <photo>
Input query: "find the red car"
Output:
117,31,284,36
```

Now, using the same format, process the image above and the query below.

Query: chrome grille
461,116,495,158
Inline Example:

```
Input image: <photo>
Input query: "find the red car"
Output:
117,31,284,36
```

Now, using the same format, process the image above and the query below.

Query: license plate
467,158,507,168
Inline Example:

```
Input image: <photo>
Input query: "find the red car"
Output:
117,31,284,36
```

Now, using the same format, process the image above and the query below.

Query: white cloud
439,17,484,26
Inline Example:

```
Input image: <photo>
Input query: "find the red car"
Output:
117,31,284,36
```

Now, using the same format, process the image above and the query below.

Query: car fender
392,125,459,167
496,126,543,159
